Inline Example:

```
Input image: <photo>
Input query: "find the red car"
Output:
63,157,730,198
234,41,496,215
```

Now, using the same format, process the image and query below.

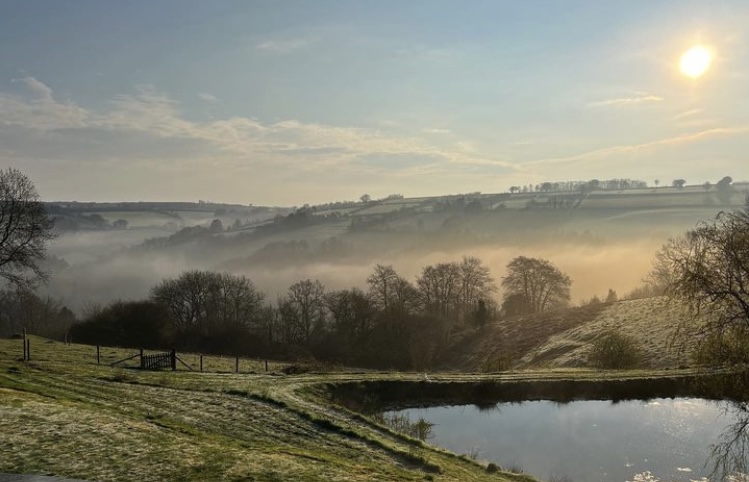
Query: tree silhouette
501,256,572,314
0,168,55,288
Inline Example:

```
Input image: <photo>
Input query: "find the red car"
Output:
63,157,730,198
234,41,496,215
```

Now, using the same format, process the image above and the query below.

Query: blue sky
1,1,747,205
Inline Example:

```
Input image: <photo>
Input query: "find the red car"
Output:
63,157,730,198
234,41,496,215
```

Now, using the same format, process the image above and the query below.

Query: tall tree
501,256,572,315
285,279,326,344
653,201,749,363
457,256,496,315
0,168,55,288
367,264,419,315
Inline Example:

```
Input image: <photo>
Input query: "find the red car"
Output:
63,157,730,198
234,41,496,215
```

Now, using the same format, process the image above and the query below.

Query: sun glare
680,45,712,78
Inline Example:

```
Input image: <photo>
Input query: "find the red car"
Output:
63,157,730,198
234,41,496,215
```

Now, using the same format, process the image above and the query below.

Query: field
1,337,545,482
2,335,721,481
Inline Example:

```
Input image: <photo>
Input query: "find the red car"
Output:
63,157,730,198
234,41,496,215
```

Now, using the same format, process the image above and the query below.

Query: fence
141,349,176,370
15,335,282,374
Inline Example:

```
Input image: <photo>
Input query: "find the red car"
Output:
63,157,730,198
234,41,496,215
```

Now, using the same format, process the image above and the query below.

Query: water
389,398,744,482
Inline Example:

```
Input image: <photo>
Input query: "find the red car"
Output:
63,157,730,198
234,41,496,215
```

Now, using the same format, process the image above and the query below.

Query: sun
680,45,712,78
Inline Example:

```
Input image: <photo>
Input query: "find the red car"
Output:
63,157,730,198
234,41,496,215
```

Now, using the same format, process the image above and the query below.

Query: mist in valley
41,206,705,315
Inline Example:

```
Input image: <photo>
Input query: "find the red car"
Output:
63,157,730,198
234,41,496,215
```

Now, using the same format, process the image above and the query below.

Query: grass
2,335,734,481
443,296,697,372
0,336,543,481
518,297,693,369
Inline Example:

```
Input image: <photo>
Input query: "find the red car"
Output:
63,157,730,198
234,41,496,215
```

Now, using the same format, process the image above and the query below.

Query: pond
388,398,748,482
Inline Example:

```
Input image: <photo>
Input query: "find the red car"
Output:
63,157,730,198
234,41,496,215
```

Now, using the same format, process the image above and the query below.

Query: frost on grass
521,297,693,368
0,388,224,481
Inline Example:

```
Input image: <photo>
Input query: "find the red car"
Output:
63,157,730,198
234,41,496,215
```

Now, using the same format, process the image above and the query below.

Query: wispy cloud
256,37,317,54
671,108,703,121
422,128,451,134
587,93,664,108
2,77,88,129
526,125,749,168
0,81,516,189
12,77,54,101
197,92,219,103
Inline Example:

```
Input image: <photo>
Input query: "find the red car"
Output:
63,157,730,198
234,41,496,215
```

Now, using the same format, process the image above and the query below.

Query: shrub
589,330,642,369
694,326,749,366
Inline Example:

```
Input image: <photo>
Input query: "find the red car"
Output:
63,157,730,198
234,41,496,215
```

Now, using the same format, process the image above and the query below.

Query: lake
388,398,745,482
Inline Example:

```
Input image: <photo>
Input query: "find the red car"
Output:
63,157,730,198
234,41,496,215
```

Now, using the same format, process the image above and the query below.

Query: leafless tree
709,401,749,480
417,262,461,319
457,256,496,315
653,202,749,358
151,270,264,333
0,168,55,288
286,279,326,344
367,264,420,315
501,256,572,314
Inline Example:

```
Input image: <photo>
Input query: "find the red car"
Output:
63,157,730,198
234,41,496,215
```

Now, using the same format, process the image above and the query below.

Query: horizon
1,1,748,205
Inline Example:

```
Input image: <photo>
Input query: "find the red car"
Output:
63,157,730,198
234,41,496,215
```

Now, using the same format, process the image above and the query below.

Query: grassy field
444,297,696,372
1,337,546,482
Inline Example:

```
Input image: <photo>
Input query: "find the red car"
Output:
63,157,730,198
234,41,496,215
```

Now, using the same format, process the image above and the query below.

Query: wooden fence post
96,345,100,365
265,360,268,372
139,349,144,369
26,339,30,361
235,356,239,373
199,355,203,373
170,349,176,371
22,328,27,361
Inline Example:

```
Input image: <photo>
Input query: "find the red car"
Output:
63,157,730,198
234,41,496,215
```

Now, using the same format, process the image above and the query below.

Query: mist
43,225,666,315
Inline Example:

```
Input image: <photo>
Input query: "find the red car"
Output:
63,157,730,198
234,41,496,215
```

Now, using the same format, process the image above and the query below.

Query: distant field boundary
11,336,288,375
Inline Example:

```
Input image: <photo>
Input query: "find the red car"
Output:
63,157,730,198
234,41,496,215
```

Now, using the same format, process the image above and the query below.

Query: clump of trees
653,198,749,365
0,288,76,339
67,255,573,370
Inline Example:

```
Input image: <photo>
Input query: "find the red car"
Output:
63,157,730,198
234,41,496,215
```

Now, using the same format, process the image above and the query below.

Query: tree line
69,255,572,370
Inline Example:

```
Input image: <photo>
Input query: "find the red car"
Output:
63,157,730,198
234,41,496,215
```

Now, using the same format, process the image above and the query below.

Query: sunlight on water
390,398,740,482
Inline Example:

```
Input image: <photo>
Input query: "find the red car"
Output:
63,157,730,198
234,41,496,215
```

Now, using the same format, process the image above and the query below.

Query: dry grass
444,297,697,372
518,297,693,369
0,336,540,482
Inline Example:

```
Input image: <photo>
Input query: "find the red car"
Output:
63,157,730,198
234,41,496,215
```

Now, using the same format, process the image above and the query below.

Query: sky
0,0,747,206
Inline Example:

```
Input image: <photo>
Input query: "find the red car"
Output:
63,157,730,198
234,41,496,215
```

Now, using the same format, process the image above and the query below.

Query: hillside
445,297,694,371
0,337,537,482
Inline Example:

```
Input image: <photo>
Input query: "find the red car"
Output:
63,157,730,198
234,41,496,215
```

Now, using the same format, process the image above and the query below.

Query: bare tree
654,202,749,361
0,168,55,288
151,270,264,335
325,288,375,341
286,279,326,344
709,402,749,480
501,256,572,314
457,256,496,314
417,262,461,319
367,264,400,310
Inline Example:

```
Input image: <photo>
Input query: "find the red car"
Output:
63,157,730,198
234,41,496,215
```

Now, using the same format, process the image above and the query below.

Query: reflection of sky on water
390,399,731,482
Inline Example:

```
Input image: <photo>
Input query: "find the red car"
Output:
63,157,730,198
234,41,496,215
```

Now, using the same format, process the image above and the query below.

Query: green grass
0,337,544,481
2,336,730,481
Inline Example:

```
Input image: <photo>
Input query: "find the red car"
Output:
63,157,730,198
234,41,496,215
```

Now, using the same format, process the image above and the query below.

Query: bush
589,330,642,369
694,326,749,366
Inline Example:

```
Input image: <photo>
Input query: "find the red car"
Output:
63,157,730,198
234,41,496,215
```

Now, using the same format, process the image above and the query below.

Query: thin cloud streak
256,37,318,53
525,125,749,168
587,94,664,108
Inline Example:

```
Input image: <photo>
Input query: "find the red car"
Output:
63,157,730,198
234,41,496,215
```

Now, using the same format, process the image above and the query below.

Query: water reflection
388,398,748,482
709,401,749,480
